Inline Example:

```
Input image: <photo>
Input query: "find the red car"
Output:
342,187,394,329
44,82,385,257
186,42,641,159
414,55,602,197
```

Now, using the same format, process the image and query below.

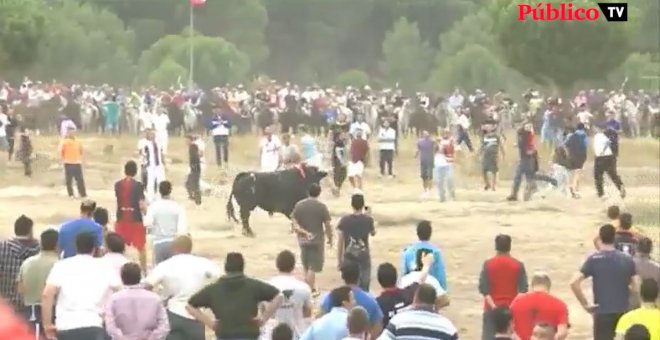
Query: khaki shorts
300,244,324,272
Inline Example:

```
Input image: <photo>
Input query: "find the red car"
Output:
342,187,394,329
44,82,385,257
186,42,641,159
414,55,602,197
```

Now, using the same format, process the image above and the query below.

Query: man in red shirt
114,160,147,272
0,298,33,340
479,234,529,340
347,129,369,192
510,272,569,340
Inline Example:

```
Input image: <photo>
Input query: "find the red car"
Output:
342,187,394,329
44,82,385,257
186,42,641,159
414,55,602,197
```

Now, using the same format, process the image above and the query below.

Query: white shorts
347,161,364,177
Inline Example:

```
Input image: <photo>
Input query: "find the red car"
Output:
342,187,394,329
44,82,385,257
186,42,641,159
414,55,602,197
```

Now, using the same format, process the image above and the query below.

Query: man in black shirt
185,135,202,205
614,213,638,256
337,194,375,291
331,131,348,196
187,252,283,339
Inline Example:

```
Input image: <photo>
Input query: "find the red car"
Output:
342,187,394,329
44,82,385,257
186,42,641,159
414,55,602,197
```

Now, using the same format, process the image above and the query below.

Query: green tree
335,69,370,88
438,10,497,58
148,58,188,87
0,0,46,72
138,32,251,88
380,17,434,91
609,53,660,89
491,0,633,91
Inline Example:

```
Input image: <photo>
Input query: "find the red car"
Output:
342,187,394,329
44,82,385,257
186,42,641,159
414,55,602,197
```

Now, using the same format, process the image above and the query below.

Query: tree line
0,0,658,93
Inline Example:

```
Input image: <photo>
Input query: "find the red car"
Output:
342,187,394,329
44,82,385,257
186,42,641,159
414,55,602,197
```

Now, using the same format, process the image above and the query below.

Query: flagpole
188,3,194,91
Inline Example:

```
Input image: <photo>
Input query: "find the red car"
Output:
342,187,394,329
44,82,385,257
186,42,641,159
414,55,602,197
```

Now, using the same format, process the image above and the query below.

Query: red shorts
115,221,146,251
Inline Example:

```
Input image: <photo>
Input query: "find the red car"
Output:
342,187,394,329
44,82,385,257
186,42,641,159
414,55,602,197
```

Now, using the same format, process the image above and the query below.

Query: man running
348,129,369,193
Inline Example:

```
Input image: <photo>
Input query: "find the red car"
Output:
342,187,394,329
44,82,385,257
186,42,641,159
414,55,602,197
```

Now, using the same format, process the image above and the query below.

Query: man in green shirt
17,228,59,336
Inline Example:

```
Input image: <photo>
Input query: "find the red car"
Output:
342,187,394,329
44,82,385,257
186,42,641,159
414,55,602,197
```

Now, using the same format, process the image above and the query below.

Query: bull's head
301,165,328,185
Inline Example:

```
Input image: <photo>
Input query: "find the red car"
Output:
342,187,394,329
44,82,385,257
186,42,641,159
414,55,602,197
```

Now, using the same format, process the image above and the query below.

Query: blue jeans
213,135,229,166
511,157,536,200
435,165,455,201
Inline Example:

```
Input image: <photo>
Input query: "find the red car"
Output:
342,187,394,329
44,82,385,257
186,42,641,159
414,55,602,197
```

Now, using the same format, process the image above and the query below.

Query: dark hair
607,205,620,220
637,237,653,255
495,234,512,253
351,194,365,211
619,213,632,230
416,220,432,241
624,324,651,340
599,224,616,245
415,248,433,271
276,250,295,273
159,181,172,196
225,252,245,273
120,262,142,285
75,232,96,255
415,284,437,305
93,207,109,226
124,160,138,177
271,323,293,340
329,286,352,308
40,229,59,252
341,262,360,285
491,307,513,333
377,263,398,288
640,278,659,303
106,232,126,253
14,215,33,236
308,183,321,198
80,199,97,214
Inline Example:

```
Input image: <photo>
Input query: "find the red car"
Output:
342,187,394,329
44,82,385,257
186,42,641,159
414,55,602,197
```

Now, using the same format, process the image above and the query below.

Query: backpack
614,231,637,256
344,235,369,262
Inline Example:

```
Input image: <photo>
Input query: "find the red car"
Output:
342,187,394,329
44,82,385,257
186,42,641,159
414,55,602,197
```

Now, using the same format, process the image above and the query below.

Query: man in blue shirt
58,200,103,258
319,262,383,338
301,286,353,340
401,220,447,290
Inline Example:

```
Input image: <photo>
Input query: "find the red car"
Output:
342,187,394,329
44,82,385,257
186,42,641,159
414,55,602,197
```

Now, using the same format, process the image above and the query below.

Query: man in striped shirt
378,284,459,340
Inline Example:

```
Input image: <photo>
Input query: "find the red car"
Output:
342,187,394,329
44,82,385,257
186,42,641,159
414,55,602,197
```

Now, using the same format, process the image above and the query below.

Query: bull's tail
226,191,239,223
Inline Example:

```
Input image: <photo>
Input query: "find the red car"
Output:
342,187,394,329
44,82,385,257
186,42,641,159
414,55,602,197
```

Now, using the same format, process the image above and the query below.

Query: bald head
172,235,192,254
531,271,551,290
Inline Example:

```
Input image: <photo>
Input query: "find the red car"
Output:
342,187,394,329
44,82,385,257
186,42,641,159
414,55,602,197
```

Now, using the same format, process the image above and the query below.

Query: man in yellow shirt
616,278,660,340
59,126,87,198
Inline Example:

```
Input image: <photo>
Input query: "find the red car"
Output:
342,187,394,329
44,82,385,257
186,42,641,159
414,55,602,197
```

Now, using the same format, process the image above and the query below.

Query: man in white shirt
144,180,186,265
142,128,166,202
377,120,396,177
592,125,625,199
152,110,170,155
0,110,9,156
144,235,220,340
260,126,282,172
260,250,312,339
41,232,120,340
456,110,473,152
350,115,371,139
576,105,593,130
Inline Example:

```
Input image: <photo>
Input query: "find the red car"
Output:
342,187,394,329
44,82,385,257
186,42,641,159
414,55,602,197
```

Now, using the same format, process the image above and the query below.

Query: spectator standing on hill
115,160,147,271
415,130,435,197
401,220,447,290
570,224,637,340
186,252,284,340
320,262,383,338
17,229,58,337
42,232,121,340
632,238,660,308
59,126,87,198
336,194,375,291
615,278,660,340
144,180,187,265
105,263,170,340
301,286,353,340
144,235,220,340
377,284,459,340
479,234,529,340
291,183,332,295
345,306,370,340
261,250,313,340
0,215,40,310
58,200,104,258
592,124,626,199
509,272,569,340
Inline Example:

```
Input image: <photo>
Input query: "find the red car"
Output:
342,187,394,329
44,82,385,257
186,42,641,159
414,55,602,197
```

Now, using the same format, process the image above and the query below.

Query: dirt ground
0,133,657,339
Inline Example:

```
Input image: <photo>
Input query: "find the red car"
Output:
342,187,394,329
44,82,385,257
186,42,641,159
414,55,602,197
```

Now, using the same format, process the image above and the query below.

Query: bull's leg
240,208,255,237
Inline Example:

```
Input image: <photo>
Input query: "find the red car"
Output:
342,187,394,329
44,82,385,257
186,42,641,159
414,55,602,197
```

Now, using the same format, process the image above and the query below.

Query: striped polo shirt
379,306,458,340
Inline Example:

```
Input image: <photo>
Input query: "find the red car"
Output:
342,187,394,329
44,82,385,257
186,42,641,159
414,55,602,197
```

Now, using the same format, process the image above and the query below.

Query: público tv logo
518,2,628,21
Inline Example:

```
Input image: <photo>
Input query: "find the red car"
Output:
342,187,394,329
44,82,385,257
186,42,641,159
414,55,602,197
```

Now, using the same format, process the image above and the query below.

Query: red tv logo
518,2,628,21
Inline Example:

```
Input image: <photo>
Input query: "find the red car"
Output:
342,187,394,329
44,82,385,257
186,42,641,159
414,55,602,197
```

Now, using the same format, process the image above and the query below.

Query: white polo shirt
46,255,120,331
262,274,312,338
143,253,220,319
593,132,613,157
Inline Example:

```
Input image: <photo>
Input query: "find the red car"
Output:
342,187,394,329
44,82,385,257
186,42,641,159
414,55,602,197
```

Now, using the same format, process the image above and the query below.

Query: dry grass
0,131,658,340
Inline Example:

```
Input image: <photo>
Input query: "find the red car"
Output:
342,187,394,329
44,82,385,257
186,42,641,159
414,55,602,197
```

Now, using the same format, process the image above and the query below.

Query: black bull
226,166,328,237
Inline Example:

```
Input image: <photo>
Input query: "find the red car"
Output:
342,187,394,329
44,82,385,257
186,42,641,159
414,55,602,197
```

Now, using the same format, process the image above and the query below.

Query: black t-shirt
332,139,347,168
377,286,417,326
338,213,375,257
614,231,638,256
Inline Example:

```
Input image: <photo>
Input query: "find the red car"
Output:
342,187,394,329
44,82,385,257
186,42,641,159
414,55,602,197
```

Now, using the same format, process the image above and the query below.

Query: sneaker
506,195,517,201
